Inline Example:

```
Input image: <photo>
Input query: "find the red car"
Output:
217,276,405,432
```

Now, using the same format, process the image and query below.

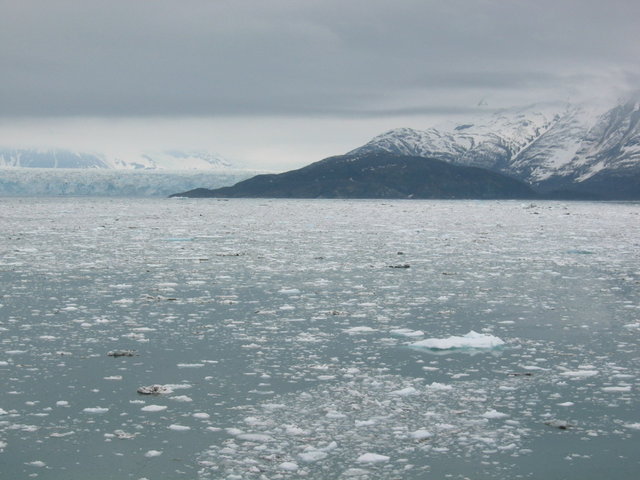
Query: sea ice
141,405,167,412
278,461,299,471
356,453,390,463
409,429,432,440
410,331,505,350
168,424,191,431
344,326,377,334
559,370,598,378
481,409,509,419
82,407,109,414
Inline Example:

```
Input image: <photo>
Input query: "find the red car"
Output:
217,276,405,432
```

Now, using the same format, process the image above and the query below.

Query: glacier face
0,148,235,171
0,168,257,197
350,99,640,197
0,148,253,196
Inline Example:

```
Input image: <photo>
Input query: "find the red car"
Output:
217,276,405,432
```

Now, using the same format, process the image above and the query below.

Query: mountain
171,152,536,199
349,98,640,199
0,148,235,171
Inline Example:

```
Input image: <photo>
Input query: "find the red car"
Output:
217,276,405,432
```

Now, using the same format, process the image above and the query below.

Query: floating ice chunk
285,425,309,435
177,363,204,368
410,330,504,350
409,429,432,440
624,423,640,430
356,453,390,463
426,382,453,391
344,326,377,334
482,409,509,419
104,375,122,380
602,386,632,392
141,405,167,412
170,395,193,402
55,401,69,407
83,407,109,414
193,412,210,419
168,424,191,431
144,450,162,458
27,460,46,467
236,433,275,442
390,328,424,337
0,408,8,415
278,288,300,295
343,468,372,477
559,370,598,378
278,461,299,471
389,386,419,396
299,450,328,463
0,440,7,450
557,402,574,407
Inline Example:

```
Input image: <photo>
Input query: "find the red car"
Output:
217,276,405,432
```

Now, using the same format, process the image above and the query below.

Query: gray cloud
1,0,638,117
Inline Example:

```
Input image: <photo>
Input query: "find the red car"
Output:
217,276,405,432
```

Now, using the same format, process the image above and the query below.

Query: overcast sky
1,0,638,170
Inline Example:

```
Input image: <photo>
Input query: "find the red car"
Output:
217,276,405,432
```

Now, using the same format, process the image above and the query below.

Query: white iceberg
356,452,390,463
410,330,505,350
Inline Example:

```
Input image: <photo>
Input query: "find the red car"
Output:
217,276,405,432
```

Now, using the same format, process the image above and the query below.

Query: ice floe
410,330,505,350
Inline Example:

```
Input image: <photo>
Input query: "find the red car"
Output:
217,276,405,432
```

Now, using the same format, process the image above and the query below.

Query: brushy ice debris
356,453,390,463
144,450,162,458
410,330,505,350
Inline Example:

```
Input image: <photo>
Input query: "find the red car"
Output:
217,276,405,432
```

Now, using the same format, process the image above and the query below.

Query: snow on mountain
110,150,236,170
350,103,569,172
349,98,639,197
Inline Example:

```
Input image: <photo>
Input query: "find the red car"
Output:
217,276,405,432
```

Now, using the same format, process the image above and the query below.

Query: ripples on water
0,198,638,479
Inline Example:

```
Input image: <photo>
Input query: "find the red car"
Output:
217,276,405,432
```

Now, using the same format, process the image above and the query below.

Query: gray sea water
0,197,638,479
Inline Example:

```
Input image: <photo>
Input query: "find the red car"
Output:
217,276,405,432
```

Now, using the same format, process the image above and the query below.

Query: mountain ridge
348,98,640,198
171,152,538,199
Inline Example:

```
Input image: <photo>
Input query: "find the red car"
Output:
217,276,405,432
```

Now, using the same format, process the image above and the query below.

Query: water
0,197,638,479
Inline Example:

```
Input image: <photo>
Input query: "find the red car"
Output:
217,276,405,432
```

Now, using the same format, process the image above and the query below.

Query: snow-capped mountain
0,148,236,171
350,98,640,198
